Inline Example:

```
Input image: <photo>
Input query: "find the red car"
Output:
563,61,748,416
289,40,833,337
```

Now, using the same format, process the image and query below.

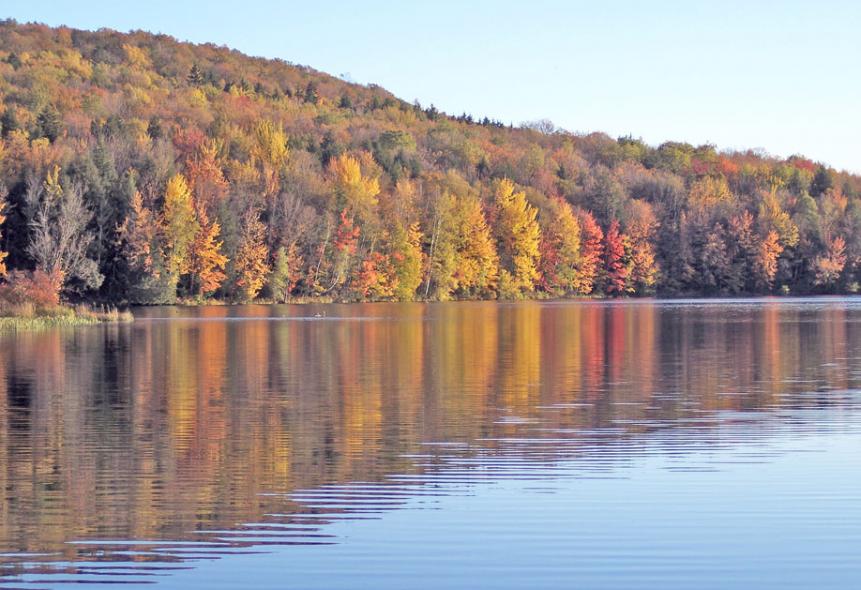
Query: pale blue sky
5,1,860,172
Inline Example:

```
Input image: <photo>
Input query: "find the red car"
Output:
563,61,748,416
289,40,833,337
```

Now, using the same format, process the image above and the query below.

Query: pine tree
35,105,62,142
187,63,204,86
1,107,20,138
810,165,834,197
303,81,319,104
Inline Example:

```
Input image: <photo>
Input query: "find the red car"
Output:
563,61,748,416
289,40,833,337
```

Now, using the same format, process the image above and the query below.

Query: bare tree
25,176,103,293
521,119,557,135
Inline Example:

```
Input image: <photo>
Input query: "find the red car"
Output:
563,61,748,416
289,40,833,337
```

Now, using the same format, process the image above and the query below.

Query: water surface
1,299,860,588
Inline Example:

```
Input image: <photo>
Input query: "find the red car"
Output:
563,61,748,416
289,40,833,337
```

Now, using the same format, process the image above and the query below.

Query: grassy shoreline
0,304,134,332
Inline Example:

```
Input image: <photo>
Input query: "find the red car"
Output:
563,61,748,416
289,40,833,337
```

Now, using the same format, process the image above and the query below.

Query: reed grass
0,302,134,332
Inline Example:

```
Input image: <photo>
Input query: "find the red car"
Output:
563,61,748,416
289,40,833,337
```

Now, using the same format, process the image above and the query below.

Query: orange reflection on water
0,299,860,571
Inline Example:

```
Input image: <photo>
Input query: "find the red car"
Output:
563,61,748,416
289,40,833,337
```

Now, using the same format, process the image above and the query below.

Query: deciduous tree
602,219,629,295
625,200,659,294
538,198,581,295
754,230,783,291
573,209,603,295
162,173,200,278
231,211,270,302
329,153,380,220
389,221,424,301
493,179,541,297
813,236,846,290
24,167,103,294
268,243,303,303
187,208,227,298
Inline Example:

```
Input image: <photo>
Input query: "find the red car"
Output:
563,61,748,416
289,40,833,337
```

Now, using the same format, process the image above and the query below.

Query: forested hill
0,19,859,305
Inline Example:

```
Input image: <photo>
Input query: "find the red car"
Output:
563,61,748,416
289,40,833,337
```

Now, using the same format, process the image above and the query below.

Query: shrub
0,269,64,311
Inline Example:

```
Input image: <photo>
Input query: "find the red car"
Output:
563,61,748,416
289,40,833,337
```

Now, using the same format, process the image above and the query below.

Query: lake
1,299,860,589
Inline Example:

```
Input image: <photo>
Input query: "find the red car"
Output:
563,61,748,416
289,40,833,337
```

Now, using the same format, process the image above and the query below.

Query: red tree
575,209,604,295
603,219,629,295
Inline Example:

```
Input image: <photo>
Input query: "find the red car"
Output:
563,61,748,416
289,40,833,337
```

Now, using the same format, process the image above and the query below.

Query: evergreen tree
188,63,204,86
811,165,834,197
303,81,319,104
35,105,62,142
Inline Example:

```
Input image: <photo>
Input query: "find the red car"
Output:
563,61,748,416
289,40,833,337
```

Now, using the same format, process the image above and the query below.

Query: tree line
0,20,859,306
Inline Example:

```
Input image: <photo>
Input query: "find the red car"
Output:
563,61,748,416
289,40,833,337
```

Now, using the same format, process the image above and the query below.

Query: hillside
0,19,859,305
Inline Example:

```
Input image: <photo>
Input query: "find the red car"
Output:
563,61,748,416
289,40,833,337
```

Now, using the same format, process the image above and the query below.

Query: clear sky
5,1,860,172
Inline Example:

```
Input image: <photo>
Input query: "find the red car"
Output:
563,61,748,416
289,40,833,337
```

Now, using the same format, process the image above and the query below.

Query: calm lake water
1,299,860,589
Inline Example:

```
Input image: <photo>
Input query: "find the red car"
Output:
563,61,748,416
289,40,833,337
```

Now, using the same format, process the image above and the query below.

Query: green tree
268,244,303,303
187,63,204,86
810,165,834,197
34,105,62,142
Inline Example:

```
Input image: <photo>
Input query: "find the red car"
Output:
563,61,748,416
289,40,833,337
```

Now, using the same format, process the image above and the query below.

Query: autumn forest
1,20,860,306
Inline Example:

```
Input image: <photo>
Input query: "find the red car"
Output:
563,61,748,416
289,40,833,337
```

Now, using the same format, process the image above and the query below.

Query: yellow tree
625,199,660,294
383,178,419,223
538,198,582,295
232,212,270,302
493,179,541,298
252,120,288,197
162,173,200,278
390,221,424,301
329,153,380,220
689,175,732,210
425,175,499,301
758,191,799,248
187,207,227,298
455,196,499,298
754,230,783,291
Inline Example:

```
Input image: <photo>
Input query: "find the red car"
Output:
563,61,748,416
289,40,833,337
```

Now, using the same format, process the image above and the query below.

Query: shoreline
0,306,135,332
3,294,857,332
136,293,860,308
